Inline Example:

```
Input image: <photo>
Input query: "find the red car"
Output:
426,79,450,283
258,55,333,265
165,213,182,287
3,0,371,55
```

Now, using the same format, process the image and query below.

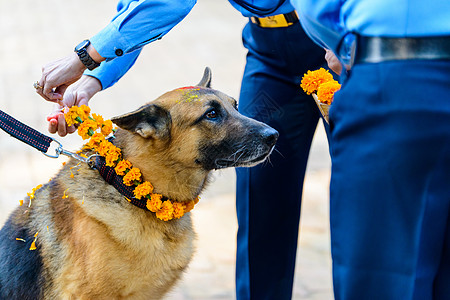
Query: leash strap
92,156,149,210
0,109,53,153
0,109,154,212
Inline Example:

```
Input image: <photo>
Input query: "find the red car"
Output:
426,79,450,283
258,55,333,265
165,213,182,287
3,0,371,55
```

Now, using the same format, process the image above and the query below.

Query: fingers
47,102,68,136
35,78,63,102
324,49,343,76
48,116,58,134
37,54,85,102
44,74,98,137
46,91,86,136
56,113,67,137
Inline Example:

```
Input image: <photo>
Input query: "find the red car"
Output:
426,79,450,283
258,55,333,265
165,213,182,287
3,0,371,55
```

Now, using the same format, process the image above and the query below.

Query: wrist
86,45,105,64
75,40,101,71
80,75,103,94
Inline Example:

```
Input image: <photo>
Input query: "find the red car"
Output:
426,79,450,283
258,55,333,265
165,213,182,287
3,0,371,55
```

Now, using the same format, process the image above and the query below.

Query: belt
354,35,450,64
250,11,298,28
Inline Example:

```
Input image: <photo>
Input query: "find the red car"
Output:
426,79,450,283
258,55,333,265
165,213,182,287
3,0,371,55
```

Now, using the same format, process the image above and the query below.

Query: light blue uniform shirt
290,0,450,54
87,0,294,89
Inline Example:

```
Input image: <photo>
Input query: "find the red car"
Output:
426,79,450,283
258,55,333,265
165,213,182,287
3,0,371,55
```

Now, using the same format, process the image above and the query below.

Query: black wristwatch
74,40,100,71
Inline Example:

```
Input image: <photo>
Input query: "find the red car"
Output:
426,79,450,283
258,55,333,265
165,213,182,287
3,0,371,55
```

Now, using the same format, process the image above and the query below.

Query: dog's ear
111,104,171,140
196,67,212,88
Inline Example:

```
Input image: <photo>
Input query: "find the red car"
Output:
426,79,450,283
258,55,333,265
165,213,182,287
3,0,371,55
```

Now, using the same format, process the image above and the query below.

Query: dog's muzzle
214,126,279,169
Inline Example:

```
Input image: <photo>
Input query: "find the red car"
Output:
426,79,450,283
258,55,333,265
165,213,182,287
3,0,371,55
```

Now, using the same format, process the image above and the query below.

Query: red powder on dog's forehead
177,86,200,90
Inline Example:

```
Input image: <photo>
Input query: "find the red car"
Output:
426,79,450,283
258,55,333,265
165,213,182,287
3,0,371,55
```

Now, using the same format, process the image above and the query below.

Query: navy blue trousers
330,60,450,300
235,21,326,300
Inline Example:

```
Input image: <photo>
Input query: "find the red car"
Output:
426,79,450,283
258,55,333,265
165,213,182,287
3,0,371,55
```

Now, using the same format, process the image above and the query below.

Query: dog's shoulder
0,210,44,300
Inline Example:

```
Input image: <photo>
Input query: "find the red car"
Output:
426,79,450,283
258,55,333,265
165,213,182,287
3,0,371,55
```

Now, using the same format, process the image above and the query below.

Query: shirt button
115,49,123,56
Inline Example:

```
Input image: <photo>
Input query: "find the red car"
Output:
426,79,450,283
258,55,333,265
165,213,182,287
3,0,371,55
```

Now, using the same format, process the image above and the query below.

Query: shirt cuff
84,48,142,89
90,23,133,60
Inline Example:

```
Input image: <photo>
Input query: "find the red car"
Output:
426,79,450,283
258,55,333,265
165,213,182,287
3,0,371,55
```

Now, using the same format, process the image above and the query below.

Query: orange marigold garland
63,106,199,221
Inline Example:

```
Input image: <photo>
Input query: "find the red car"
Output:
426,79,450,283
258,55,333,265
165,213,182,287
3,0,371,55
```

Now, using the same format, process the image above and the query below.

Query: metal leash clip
43,138,98,168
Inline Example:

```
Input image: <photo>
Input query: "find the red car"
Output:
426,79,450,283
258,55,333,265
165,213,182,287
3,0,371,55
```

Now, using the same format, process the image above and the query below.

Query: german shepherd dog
0,68,278,299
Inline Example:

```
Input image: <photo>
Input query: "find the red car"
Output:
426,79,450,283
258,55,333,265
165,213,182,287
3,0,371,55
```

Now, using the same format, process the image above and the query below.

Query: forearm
90,0,197,60
84,49,142,90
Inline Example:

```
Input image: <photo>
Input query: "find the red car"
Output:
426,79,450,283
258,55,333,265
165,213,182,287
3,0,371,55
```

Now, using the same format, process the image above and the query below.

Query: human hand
37,53,87,102
324,49,344,76
47,75,102,137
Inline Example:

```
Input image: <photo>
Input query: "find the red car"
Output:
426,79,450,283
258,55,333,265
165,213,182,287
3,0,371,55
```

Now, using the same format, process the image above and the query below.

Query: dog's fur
0,68,278,299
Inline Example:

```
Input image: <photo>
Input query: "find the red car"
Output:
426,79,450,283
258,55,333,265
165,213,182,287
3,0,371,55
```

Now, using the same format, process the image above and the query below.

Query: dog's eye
206,110,218,120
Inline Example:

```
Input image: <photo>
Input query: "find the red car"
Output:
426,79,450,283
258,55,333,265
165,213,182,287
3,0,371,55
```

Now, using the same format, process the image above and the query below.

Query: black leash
0,109,150,211
0,109,54,154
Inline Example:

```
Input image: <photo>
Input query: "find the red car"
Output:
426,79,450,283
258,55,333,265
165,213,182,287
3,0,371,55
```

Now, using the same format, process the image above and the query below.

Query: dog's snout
261,127,279,147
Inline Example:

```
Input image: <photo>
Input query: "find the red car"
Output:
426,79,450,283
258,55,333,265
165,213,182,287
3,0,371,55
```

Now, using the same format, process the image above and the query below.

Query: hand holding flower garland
64,105,199,221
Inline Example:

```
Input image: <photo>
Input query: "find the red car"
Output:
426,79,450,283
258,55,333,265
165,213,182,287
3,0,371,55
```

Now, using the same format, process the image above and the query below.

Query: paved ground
0,1,333,299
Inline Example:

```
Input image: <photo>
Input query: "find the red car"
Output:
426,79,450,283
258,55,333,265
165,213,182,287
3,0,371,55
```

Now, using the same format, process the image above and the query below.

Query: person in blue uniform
288,1,450,299
37,1,326,299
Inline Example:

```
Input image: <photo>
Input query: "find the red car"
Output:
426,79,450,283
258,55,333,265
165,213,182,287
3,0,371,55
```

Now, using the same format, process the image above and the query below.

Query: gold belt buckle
259,15,289,28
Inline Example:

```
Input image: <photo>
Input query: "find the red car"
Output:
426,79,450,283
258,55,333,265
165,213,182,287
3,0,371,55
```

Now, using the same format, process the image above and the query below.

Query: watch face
75,40,90,52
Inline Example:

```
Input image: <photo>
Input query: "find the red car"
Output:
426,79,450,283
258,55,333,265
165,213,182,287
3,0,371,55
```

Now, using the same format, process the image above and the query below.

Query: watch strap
75,40,100,71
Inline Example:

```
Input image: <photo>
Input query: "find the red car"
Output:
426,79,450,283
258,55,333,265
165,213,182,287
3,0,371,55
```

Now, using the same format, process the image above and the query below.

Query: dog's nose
261,127,279,147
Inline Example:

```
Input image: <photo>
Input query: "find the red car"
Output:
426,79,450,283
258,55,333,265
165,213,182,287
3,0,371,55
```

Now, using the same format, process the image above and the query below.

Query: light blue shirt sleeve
84,49,141,90
90,0,197,59
84,0,196,90
290,0,344,52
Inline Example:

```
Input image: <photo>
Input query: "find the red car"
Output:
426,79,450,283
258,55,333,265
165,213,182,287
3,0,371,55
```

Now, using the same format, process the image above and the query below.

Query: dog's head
111,68,278,173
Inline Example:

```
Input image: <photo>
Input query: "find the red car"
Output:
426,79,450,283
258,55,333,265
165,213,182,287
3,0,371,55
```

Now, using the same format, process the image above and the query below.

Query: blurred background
0,0,332,299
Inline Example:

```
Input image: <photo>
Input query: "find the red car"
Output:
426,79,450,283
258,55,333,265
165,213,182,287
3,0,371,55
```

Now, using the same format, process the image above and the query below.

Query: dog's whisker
273,147,284,158
234,148,248,163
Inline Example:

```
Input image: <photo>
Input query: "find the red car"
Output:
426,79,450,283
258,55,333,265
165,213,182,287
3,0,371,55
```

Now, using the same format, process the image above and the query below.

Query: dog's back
0,210,44,299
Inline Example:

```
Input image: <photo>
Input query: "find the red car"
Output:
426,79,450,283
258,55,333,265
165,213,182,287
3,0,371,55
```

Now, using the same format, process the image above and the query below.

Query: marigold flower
156,200,174,221
172,202,185,219
123,167,142,186
86,132,105,150
78,105,91,121
64,106,80,127
77,119,98,140
317,80,341,105
300,68,334,95
92,113,104,128
101,120,113,136
183,200,195,213
96,140,112,157
105,147,121,167
19,200,23,206
115,160,132,176
134,181,154,199
146,193,163,212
